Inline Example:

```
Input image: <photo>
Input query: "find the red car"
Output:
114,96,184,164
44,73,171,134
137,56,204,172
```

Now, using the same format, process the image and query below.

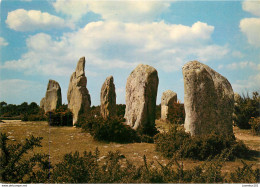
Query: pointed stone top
75,57,85,77
106,75,114,83
47,79,60,90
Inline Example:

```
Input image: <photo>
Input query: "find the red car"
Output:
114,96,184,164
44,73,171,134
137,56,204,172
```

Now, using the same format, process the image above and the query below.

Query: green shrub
81,116,140,143
0,133,51,183
154,126,251,161
1,135,258,184
154,126,190,158
52,149,99,183
183,160,224,183
167,102,185,124
46,108,73,126
234,92,260,129
229,160,260,183
116,104,126,119
22,110,46,121
51,149,226,183
249,117,260,135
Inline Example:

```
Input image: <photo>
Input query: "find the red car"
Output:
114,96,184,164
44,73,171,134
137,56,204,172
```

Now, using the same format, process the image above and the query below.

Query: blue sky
0,0,259,106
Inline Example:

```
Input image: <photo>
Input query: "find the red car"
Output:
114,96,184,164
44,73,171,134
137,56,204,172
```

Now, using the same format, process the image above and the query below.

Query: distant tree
0,101,7,107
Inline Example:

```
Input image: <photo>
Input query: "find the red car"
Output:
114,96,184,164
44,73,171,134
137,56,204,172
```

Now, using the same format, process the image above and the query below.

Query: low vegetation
1,133,259,183
155,125,252,161
78,116,154,143
249,117,260,136
0,102,40,120
46,108,73,127
0,133,50,183
80,116,139,143
234,91,259,130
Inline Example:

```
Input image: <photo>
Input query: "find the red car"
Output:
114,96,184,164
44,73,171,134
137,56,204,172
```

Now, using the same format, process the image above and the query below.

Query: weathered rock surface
67,57,91,125
161,90,177,121
182,60,234,136
100,76,116,119
124,64,159,133
42,80,62,112
40,97,45,109
233,92,241,124
234,93,241,105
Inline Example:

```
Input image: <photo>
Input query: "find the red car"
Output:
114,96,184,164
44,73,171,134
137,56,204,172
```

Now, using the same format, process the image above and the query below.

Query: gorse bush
80,116,156,143
52,149,99,183
51,149,226,183
154,126,251,161
234,92,260,129
168,102,185,124
0,133,51,183
1,134,259,183
249,117,260,135
46,108,73,126
229,160,260,183
154,126,189,158
81,116,140,143
116,104,126,119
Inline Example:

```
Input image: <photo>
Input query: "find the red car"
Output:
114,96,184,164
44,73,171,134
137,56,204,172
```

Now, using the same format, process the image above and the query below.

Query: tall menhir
67,57,91,125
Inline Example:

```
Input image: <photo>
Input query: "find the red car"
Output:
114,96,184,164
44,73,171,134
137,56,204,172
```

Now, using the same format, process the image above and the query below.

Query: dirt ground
0,120,259,172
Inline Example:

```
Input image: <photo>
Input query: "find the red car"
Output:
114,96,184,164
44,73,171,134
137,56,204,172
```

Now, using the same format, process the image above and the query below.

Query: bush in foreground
0,133,51,183
154,126,251,161
1,134,259,183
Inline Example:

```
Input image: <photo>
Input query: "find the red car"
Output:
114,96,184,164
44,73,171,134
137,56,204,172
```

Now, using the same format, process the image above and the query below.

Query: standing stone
124,64,159,133
67,57,91,125
182,60,234,136
42,80,62,112
100,76,116,119
234,93,241,105
233,93,241,124
161,90,177,121
40,97,45,109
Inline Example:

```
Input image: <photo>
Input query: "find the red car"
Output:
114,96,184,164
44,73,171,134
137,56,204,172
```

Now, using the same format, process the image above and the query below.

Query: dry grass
0,120,259,172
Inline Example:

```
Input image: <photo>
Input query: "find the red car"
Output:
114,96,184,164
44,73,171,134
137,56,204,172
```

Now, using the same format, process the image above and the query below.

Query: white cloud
240,18,260,47
6,9,74,31
0,79,44,104
1,21,227,76
232,73,260,93
219,61,260,70
0,37,8,46
52,0,171,22
232,51,244,58
242,0,260,16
